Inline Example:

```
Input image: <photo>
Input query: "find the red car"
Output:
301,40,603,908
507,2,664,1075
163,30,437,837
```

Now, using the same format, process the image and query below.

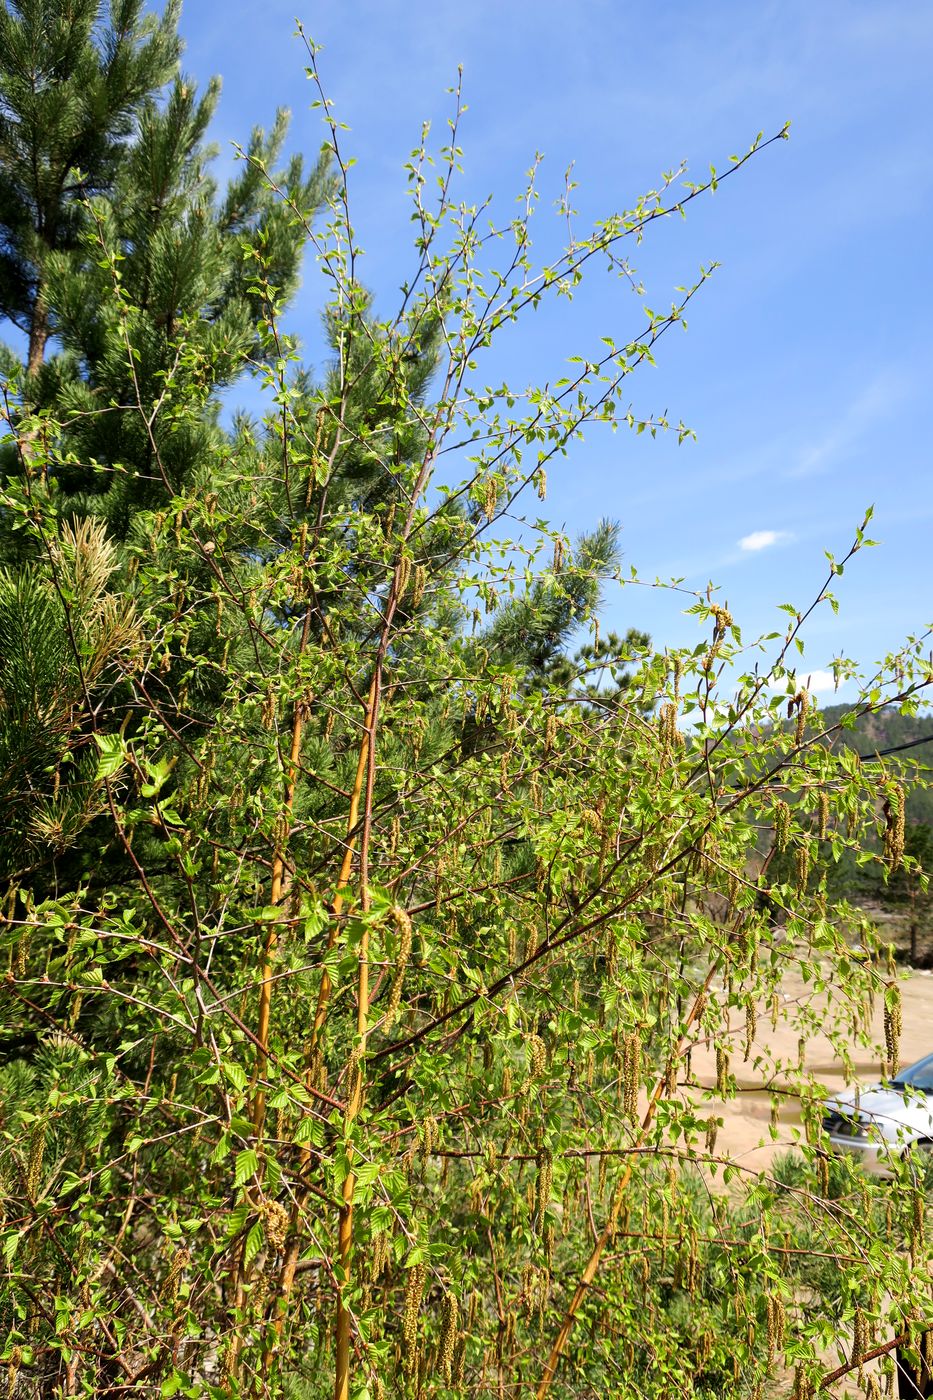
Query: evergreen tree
0,0,182,375
0,6,335,900
5,77,333,537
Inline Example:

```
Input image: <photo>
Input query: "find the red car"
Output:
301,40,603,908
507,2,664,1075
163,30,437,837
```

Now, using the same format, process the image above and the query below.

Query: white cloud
790,370,913,479
766,669,840,697
801,670,838,695
739,529,783,552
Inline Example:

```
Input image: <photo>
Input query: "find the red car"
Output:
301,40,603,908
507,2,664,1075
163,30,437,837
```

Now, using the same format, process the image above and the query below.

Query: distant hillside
818,703,933,825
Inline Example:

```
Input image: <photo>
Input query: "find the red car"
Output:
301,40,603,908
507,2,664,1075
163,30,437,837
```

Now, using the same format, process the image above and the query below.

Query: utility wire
870,734,933,758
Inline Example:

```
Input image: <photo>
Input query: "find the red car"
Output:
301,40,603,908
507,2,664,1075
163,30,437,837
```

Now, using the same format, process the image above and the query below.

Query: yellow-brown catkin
6,1346,21,1399
420,1116,437,1169
795,842,810,892
658,702,679,763
884,982,902,1075
883,783,906,871
261,685,277,731
409,715,426,764
774,800,791,853
527,1033,547,1082
852,1305,870,1376
264,1199,289,1254
705,1118,719,1156
384,906,413,1030
535,467,547,500
818,790,830,840
766,1293,786,1366
744,1001,757,1062
544,711,558,754
410,563,427,608
25,1122,46,1199
484,477,498,522
402,1263,426,1372
535,1150,553,1230
912,1188,924,1251
439,1290,459,1384
161,1245,189,1305
371,1231,389,1281
623,1031,641,1120
793,688,809,746
716,1046,730,1097
792,1367,815,1400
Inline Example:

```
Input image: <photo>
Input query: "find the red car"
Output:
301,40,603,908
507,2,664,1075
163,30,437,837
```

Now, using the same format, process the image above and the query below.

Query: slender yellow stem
252,697,306,1135
310,673,378,1048
334,670,379,1400
260,674,378,1380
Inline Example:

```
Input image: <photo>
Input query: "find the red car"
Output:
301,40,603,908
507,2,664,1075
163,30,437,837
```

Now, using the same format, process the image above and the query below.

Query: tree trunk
27,295,49,376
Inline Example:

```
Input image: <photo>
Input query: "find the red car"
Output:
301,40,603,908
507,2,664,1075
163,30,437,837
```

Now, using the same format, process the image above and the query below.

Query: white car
822,1053,933,1178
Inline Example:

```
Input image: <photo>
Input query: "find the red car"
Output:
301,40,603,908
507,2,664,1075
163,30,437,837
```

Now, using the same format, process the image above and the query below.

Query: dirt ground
688,960,933,1172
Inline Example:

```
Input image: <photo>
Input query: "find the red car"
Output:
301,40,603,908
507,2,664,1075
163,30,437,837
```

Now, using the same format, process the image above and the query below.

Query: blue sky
114,5,933,689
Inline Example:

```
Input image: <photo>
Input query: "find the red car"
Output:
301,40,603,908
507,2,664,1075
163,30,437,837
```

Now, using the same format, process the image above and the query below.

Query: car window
897,1054,933,1090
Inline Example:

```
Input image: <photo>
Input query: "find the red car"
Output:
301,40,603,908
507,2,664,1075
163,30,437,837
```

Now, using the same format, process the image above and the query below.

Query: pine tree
31,75,333,534
0,9,334,897
0,0,182,375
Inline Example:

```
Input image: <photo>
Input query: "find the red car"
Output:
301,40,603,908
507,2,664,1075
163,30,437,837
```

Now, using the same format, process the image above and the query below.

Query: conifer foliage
1,13,932,1400
0,0,182,374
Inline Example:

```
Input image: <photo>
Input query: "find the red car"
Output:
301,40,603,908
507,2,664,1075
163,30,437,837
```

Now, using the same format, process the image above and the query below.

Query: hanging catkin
883,784,906,871
527,1033,547,1083
535,1149,553,1230
766,1293,786,1367
716,1046,730,1097
439,1290,459,1384
818,789,830,840
744,1000,757,1061
401,1263,426,1373
384,906,413,1030
852,1305,870,1377
623,1030,641,1120
774,800,791,853
884,981,902,1074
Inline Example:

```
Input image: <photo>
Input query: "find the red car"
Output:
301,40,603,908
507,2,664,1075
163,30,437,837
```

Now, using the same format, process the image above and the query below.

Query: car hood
825,1085,933,1139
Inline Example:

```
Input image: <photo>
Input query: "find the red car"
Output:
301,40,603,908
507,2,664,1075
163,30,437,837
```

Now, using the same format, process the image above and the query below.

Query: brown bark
27,296,49,377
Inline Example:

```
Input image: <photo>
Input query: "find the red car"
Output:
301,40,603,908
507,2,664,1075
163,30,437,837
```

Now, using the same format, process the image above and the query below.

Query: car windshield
891,1054,933,1092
